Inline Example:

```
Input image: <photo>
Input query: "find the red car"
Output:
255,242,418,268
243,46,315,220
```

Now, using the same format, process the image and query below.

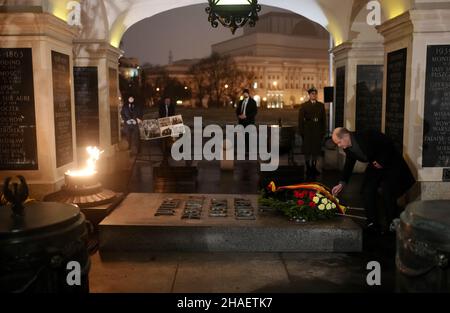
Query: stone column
331,41,385,172
72,40,122,163
0,13,77,198
332,41,385,130
378,9,450,200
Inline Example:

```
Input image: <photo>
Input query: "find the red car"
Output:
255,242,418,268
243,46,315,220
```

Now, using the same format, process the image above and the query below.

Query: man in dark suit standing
120,96,143,156
158,97,176,165
331,127,416,233
159,97,176,118
236,89,257,127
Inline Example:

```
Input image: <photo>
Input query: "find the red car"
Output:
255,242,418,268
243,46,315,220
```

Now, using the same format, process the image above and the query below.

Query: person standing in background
120,95,143,156
159,97,176,118
298,87,326,179
236,89,257,127
159,96,176,165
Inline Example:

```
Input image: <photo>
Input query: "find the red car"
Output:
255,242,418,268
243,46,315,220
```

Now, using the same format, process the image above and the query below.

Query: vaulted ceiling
8,0,415,47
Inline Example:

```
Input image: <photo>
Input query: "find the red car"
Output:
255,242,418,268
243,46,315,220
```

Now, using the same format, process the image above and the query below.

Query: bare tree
189,53,254,107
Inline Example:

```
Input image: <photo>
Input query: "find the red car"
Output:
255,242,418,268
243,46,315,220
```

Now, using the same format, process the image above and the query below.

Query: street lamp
206,0,261,35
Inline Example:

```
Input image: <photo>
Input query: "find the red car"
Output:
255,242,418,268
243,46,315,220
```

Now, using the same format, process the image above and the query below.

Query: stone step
99,193,362,253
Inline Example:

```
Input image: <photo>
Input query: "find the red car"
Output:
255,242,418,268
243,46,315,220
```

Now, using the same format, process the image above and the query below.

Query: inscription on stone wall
0,48,38,170
52,51,73,167
335,66,345,128
355,65,383,132
385,48,407,152
423,45,450,167
109,68,119,145
74,67,99,147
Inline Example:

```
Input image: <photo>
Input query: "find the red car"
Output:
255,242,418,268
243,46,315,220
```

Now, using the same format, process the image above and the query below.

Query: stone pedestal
378,9,450,200
0,13,77,198
99,193,362,252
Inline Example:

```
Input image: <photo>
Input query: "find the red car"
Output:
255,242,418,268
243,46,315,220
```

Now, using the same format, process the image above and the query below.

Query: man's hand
332,184,344,196
137,118,142,124
372,161,383,169
238,114,246,120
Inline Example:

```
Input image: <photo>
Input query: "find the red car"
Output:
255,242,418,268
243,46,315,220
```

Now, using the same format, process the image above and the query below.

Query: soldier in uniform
298,87,327,179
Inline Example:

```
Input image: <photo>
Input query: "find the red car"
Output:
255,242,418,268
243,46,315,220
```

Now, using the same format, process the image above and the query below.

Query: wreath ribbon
267,181,347,215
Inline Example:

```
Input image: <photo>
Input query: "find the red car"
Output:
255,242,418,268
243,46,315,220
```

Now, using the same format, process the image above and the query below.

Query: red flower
293,191,301,198
299,191,307,198
297,200,305,206
309,191,316,199
309,202,315,208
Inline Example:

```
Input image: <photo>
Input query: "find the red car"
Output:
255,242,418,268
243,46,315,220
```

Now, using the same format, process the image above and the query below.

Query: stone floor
90,245,396,293
88,148,397,293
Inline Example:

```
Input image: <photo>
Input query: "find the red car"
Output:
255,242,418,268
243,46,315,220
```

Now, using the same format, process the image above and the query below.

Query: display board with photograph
140,114,185,140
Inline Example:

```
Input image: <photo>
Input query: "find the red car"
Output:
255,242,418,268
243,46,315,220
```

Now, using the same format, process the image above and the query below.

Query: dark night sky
121,4,289,66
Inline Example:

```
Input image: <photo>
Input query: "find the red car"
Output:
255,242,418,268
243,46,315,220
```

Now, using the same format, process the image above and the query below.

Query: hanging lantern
206,0,261,34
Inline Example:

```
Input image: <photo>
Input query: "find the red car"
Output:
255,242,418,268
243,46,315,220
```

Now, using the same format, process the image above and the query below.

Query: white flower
313,196,320,204
317,193,324,198
321,198,328,205
332,203,337,209
318,204,325,211
326,204,332,210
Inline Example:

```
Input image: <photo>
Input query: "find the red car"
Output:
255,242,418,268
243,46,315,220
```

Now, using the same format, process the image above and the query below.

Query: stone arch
108,0,333,48
7,0,415,46
47,0,110,40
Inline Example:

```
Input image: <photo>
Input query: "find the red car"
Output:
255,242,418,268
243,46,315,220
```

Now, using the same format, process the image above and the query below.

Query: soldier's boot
305,161,313,180
312,160,321,176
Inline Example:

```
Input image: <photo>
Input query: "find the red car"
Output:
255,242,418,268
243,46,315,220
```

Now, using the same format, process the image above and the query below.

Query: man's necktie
241,99,248,115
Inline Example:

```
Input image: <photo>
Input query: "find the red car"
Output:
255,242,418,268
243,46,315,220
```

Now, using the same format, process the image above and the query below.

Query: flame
66,146,104,177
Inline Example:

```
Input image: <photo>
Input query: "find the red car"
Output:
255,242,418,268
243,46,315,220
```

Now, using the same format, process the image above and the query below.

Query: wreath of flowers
259,181,347,222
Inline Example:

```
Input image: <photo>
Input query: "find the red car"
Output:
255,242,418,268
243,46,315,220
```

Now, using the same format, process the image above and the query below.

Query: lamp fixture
206,0,261,35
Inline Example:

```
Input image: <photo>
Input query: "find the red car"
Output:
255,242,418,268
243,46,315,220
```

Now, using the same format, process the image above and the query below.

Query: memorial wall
0,48,38,170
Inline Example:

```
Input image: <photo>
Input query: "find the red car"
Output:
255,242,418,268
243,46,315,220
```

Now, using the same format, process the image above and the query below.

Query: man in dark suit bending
331,127,416,233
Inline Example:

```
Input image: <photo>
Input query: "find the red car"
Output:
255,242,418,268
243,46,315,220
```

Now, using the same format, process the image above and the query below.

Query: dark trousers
238,120,254,154
161,137,172,164
362,167,400,227
125,125,140,155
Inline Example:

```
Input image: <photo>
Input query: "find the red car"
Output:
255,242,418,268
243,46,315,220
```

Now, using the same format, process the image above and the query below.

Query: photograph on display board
140,114,185,140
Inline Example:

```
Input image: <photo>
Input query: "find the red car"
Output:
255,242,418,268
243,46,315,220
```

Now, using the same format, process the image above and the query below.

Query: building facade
212,12,330,108
143,12,331,108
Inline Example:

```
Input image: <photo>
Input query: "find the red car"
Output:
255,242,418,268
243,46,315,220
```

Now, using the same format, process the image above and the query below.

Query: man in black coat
159,97,176,118
120,96,143,155
236,89,257,127
331,127,416,233
158,97,176,164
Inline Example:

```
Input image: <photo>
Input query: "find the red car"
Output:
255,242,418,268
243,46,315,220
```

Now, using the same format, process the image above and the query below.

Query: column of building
378,6,450,200
0,12,77,198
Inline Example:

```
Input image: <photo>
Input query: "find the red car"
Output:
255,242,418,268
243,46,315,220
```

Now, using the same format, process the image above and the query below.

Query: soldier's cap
307,87,318,94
